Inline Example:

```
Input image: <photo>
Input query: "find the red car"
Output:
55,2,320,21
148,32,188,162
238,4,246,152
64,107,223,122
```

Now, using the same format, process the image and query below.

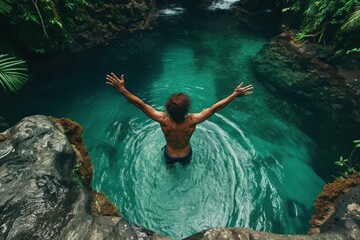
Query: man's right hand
233,82,253,97
106,73,125,91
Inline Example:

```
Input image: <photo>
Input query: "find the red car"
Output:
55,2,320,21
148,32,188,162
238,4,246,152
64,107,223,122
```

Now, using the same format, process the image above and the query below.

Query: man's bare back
106,72,253,163
160,115,196,157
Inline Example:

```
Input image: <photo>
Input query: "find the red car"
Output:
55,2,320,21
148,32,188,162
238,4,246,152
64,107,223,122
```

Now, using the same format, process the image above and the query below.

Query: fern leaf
341,5,360,32
0,54,29,92
0,0,13,14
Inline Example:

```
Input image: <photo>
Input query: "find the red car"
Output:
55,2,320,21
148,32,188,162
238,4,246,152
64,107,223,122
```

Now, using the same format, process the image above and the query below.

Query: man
106,72,253,165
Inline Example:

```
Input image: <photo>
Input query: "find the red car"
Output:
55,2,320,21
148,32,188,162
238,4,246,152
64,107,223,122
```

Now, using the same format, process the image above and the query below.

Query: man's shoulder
159,113,170,125
185,114,197,126
185,114,194,121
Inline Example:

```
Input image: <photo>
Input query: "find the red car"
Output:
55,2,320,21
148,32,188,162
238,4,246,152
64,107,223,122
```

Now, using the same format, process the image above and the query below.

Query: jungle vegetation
0,0,359,57
277,0,360,54
0,0,90,55
0,54,28,129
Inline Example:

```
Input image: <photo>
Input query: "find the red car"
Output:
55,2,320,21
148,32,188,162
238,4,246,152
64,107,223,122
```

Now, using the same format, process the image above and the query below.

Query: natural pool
2,9,327,239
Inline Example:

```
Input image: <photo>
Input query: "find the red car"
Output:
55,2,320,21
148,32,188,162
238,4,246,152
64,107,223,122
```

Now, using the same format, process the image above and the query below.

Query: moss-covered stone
53,117,93,188
0,115,164,238
91,191,121,217
309,173,360,235
53,117,121,218
251,31,360,140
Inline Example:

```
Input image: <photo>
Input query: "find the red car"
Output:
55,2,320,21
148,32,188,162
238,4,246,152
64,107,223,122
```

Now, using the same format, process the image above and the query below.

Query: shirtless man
106,72,253,165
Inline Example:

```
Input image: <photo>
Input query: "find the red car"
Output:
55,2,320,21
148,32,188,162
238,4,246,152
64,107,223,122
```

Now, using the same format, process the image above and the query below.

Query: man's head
166,93,191,123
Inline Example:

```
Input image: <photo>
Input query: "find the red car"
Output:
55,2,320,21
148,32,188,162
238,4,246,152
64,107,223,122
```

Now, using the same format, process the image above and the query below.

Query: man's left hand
106,73,125,91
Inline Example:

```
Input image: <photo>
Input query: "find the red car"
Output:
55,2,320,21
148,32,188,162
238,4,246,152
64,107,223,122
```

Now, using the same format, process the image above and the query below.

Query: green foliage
71,162,83,184
335,156,349,167
341,5,360,32
0,53,29,130
50,18,63,29
347,48,360,53
296,32,307,41
4,0,91,53
336,48,360,55
0,54,28,92
276,0,360,51
279,0,303,14
0,0,13,14
22,10,40,24
335,140,360,178
65,0,88,10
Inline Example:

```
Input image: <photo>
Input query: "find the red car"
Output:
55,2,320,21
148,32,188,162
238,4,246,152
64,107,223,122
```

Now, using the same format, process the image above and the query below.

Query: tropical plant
341,4,360,32
0,54,29,130
335,140,360,178
0,54,29,92
71,162,83,184
0,0,13,14
276,0,360,49
65,0,88,10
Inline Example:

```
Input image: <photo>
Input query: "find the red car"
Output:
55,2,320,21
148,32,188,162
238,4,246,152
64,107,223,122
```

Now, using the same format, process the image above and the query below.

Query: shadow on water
0,30,166,125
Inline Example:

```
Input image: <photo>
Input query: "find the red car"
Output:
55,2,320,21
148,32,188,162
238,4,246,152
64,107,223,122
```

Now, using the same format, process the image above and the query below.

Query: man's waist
165,144,191,158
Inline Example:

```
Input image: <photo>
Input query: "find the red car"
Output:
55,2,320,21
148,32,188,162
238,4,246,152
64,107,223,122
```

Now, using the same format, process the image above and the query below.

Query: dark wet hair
166,93,191,123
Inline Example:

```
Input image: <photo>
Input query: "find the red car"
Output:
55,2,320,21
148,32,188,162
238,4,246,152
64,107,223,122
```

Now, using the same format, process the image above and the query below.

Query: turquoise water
1,10,325,239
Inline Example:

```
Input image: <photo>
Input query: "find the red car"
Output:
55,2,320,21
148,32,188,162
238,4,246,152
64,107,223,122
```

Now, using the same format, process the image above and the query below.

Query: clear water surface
2,10,325,239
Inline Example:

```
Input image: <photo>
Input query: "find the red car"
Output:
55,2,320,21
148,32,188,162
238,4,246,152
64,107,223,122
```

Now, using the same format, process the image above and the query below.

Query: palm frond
0,0,13,14
341,5,360,32
0,54,29,92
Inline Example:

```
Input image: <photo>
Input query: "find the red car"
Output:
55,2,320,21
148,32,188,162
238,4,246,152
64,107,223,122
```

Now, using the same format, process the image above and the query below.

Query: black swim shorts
163,146,192,165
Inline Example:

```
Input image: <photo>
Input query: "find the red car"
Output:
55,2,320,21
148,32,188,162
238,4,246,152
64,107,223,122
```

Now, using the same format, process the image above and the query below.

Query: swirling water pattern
89,43,324,238
1,11,325,240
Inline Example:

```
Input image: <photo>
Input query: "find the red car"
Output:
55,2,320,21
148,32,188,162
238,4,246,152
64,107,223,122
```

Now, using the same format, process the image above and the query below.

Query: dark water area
0,7,357,239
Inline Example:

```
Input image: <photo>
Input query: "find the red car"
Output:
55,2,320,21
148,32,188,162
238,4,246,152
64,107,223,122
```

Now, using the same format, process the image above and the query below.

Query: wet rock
320,187,360,239
186,186,360,240
309,173,360,235
250,32,360,166
0,115,166,239
251,32,360,126
0,133,7,141
1,115,358,239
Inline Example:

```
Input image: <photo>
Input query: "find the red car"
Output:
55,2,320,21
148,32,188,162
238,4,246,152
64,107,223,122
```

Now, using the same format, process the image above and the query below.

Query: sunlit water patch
209,0,240,10
159,5,185,16
1,12,325,239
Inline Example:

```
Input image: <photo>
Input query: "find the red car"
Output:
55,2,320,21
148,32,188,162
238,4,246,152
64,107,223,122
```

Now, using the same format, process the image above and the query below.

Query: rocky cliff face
252,32,360,126
1,115,359,239
251,32,360,165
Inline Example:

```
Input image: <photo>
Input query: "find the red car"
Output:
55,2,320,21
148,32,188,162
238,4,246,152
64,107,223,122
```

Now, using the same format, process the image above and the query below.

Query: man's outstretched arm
106,73,166,123
190,82,253,124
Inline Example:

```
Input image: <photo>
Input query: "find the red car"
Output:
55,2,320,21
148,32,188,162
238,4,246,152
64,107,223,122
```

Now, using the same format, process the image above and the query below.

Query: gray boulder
0,115,167,239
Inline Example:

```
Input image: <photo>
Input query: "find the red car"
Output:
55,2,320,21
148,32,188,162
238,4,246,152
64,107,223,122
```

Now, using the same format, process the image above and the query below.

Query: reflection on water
1,10,325,240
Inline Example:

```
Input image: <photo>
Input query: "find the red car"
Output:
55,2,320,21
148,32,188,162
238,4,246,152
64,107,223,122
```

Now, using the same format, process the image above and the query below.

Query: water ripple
93,112,265,238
